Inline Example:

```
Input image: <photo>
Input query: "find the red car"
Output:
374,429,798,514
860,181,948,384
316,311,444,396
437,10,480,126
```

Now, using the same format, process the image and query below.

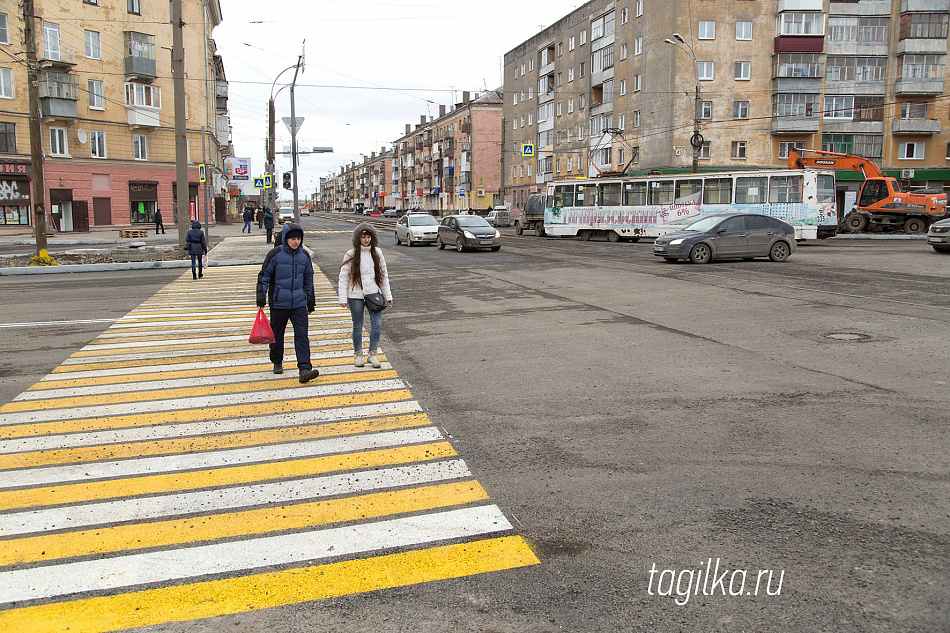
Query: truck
514,194,547,236
788,148,948,234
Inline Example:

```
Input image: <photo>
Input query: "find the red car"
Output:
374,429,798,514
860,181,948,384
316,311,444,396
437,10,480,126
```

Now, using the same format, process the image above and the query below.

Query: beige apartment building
503,0,949,212
0,0,230,231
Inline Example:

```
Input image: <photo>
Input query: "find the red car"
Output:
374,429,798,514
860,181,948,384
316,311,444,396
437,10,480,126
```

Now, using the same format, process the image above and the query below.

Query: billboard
225,157,251,183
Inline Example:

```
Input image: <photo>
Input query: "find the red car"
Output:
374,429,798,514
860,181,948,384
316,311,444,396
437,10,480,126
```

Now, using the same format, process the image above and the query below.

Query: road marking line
0,506,512,605
0,318,119,329
0,460,472,536
3,480,488,566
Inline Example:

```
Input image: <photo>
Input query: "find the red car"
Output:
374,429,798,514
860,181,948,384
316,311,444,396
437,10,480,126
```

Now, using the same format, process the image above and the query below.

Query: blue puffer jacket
260,223,314,310
185,221,207,255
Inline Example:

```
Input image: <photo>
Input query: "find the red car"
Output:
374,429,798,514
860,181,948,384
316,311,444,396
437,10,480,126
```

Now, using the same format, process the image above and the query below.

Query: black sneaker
273,362,283,374
298,368,320,384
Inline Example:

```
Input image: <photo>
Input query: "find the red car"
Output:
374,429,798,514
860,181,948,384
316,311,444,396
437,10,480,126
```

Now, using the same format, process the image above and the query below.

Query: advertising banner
225,157,251,183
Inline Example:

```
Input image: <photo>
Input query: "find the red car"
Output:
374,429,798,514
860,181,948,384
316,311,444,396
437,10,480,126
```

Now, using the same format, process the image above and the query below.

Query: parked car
437,214,501,252
395,213,439,246
486,209,511,227
652,213,795,263
926,217,950,253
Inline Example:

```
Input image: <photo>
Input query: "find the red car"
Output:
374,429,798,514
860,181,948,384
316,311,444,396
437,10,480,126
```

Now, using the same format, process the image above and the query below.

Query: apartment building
503,0,949,211
0,0,230,231
353,148,394,211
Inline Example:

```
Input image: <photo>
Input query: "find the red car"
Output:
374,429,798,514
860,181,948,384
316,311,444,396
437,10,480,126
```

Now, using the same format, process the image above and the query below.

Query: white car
926,217,950,253
277,208,294,223
394,213,439,246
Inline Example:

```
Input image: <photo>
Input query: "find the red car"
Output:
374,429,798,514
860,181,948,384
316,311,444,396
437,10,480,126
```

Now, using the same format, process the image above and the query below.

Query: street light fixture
665,33,702,173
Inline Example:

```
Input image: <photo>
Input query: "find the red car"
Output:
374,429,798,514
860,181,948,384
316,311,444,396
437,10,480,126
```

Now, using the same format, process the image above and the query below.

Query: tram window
769,175,803,203
648,180,674,205
576,184,590,203
735,176,767,204
555,185,575,207
818,174,835,203
600,182,622,206
674,179,702,201
703,178,733,204
623,181,647,205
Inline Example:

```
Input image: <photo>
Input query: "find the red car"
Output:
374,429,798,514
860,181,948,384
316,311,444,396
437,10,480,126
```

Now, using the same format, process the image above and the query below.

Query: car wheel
491,245,501,251
769,241,791,262
437,237,445,250
933,245,950,253
579,230,592,241
395,232,401,245
902,217,927,234
607,231,620,242
844,212,869,233
456,238,465,252
535,223,545,237
516,223,524,235
689,243,712,264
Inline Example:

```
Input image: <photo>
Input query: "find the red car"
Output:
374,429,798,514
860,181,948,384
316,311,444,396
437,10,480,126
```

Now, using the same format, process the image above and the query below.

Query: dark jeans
190,253,203,273
266,228,273,243
155,221,165,234
243,220,252,233
269,306,311,370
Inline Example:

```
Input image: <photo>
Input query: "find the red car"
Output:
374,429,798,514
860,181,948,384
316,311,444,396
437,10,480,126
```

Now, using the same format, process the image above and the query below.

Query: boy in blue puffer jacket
257,223,319,383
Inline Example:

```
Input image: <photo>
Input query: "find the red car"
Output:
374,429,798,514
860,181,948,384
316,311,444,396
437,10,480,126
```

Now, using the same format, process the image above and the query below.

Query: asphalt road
1,217,947,632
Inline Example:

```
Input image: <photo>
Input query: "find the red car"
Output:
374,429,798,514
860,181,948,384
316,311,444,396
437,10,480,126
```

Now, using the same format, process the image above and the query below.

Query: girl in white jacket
338,223,393,368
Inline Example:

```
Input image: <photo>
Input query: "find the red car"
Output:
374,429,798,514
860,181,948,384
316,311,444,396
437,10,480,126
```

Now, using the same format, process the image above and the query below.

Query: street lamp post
665,33,701,174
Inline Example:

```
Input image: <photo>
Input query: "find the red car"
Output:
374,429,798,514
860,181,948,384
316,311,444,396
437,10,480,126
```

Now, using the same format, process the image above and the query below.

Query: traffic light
282,172,292,190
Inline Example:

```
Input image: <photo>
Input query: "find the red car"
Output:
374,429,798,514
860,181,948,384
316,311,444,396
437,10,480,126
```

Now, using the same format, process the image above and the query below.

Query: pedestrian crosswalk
0,265,538,633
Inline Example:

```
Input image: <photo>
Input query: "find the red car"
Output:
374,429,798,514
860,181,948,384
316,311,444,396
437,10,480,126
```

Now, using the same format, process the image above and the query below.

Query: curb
0,260,262,276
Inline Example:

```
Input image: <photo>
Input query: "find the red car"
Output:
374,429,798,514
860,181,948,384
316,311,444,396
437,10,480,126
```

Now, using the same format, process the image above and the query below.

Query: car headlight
669,238,685,245
463,230,476,239
494,230,501,238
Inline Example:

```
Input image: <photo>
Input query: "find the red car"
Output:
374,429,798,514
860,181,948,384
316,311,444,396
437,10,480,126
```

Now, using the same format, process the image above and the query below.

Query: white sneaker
354,352,365,368
368,352,381,369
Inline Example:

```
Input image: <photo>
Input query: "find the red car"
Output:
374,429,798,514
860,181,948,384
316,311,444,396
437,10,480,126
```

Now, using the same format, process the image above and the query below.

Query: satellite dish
77,128,87,144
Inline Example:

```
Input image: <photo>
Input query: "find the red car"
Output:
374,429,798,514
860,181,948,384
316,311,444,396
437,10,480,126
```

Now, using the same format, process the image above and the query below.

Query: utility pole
172,0,190,247
22,0,48,257
267,99,275,211
290,44,304,223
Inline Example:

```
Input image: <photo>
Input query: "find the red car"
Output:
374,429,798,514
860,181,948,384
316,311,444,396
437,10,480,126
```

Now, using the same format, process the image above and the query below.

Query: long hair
343,223,383,289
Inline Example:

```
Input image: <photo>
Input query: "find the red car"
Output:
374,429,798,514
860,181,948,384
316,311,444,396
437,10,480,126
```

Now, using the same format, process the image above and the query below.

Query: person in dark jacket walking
256,207,264,229
186,220,207,279
242,207,253,233
263,207,275,243
154,209,165,235
257,222,320,383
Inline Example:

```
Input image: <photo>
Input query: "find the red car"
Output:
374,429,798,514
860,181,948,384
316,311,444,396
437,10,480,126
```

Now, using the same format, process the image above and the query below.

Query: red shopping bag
249,307,275,344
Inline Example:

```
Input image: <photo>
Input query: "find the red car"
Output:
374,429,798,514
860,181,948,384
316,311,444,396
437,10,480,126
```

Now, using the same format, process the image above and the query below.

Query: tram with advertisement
543,168,838,241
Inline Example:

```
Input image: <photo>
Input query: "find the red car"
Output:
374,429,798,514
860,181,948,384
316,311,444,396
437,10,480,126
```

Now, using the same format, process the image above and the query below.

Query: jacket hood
191,221,201,229
352,223,379,249
283,222,304,242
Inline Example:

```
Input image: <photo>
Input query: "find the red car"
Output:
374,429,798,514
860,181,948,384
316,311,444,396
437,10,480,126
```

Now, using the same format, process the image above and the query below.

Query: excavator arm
787,148,886,180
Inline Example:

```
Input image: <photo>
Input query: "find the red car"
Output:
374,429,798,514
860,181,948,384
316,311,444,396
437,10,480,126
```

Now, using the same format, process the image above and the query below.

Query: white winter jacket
338,245,393,303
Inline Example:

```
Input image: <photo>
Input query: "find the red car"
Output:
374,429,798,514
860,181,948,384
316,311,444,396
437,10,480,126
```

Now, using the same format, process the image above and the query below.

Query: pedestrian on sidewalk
242,207,253,233
257,222,320,384
186,220,207,279
256,206,264,229
338,223,392,369
154,208,165,235
263,207,275,243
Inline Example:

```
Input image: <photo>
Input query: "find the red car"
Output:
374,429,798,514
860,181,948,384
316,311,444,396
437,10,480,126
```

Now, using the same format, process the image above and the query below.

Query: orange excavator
788,148,948,234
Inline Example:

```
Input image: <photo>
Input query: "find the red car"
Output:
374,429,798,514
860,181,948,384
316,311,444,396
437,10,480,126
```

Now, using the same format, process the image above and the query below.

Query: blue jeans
243,220,251,233
269,307,311,370
190,253,203,273
347,297,382,352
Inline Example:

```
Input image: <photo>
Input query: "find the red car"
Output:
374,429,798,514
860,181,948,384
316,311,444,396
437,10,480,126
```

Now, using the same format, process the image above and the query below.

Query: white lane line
93,319,353,339
0,319,119,329
15,363,394,400
0,506,510,604
80,329,353,351
0,401,424,454
0,460,471,537
60,339,352,364
1,426,444,488
0,378,408,425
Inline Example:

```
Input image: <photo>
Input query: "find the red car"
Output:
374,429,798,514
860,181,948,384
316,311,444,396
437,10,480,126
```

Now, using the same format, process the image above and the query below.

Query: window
826,56,886,82
88,79,104,109
773,93,817,117
0,68,12,99
84,30,101,59
579,62,585,78
617,148,624,165
557,42,563,57
778,141,805,159
634,74,641,91
630,146,640,164
779,12,825,36
733,101,749,119
700,101,712,119
43,23,61,61
899,13,948,40
699,21,716,39
821,133,854,153
133,133,147,160
0,13,8,44
621,7,628,24
90,130,106,158
528,113,533,126
731,141,747,159
580,30,586,45
734,62,751,80
822,133,884,158
635,37,642,55
900,55,944,80
520,63,525,75
513,92,518,106
946,142,950,160
529,59,533,71
128,0,141,15
592,12,615,41
703,178,731,203
512,119,517,131
735,176,767,204
620,43,628,60
899,142,924,159
900,102,927,119
698,62,714,80
50,127,67,156
556,102,562,116
569,36,575,51
568,98,574,113
618,114,625,129
0,122,15,152
568,68,574,82
633,110,641,127
620,79,627,95
556,72,562,87
636,0,643,17
528,86,534,99
736,21,752,40
698,142,711,159
592,45,615,73
125,82,160,108
824,96,854,119
854,97,885,122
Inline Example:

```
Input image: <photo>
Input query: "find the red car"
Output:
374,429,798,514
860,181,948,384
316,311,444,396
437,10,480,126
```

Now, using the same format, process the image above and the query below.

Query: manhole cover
822,332,872,342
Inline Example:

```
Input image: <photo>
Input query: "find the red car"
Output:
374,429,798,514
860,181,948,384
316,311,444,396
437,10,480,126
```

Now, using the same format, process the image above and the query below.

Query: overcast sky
212,0,585,197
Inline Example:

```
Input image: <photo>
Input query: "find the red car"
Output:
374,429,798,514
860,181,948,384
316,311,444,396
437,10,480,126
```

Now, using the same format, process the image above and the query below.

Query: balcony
895,77,944,94
774,36,825,53
771,116,819,133
38,74,80,119
128,106,160,128
444,166,455,176
39,44,78,70
215,80,228,111
125,32,157,80
897,38,948,55
892,118,942,134
901,0,950,11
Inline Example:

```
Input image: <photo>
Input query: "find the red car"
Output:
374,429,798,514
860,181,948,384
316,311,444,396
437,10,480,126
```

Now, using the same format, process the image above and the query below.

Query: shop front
0,161,32,226
129,180,158,224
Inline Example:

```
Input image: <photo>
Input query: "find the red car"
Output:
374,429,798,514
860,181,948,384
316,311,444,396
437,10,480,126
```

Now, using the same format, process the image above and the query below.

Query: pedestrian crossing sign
198,164,206,183
253,177,265,189
264,174,273,188
521,143,535,157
